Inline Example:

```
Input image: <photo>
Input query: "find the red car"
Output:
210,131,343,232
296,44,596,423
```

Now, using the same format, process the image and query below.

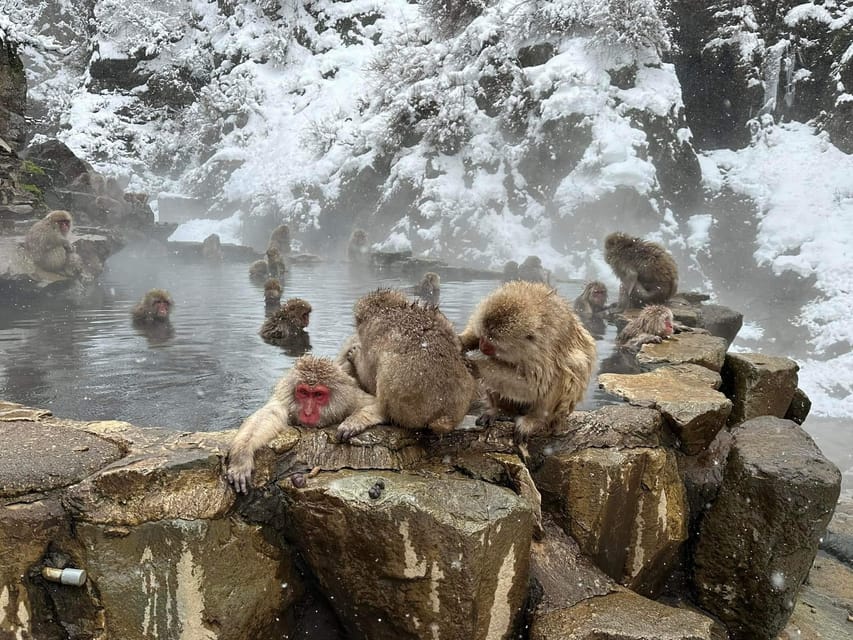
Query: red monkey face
154,300,170,317
663,316,674,336
479,336,496,357
295,383,330,426
57,220,71,234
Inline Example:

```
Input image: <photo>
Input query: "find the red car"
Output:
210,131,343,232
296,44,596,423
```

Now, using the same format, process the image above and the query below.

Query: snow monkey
268,224,291,255
604,232,678,310
346,228,369,263
573,281,609,316
226,355,380,493
617,304,674,351
502,260,519,283
248,246,286,282
260,298,311,344
459,281,597,443
131,289,173,325
264,278,283,313
414,271,440,306
201,233,223,261
24,209,83,275
335,288,477,441
517,255,551,285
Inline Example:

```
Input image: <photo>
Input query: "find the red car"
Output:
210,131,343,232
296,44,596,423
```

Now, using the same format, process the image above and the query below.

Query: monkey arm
458,329,480,352
226,401,289,494
336,399,385,442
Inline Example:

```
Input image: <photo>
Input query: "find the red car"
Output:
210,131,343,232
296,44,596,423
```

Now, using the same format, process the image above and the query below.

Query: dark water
0,251,619,431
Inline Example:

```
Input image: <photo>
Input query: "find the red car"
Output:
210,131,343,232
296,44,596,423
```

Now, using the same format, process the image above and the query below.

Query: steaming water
0,251,619,432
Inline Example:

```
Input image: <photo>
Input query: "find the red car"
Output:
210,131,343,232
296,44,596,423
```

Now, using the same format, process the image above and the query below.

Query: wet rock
530,590,723,640
821,497,853,566
695,303,743,347
534,444,688,597
0,38,27,151
282,468,533,640
781,550,853,639
693,417,842,640
677,428,734,535
77,518,299,640
784,387,812,426
721,352,799,426
0,421,123,498
599,364,732,455
636,332,729,372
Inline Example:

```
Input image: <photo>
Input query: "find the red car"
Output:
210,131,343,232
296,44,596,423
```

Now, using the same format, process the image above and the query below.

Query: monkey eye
295,386,311,399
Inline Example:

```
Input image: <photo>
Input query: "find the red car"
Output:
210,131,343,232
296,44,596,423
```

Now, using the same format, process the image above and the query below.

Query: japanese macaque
414,272,440,306
517,255,551,285
502,260,519,283
346,228,369,263
459,281,597,443
264,278,283,313
573,281,609,316
268,224,291,255
24,210,83,275
604,232,678,310
201,233,223,262
226,356,380,493
260,297,311,343
131,289,173,325
617,304,674,351
336,288,477,441
248,246,287,283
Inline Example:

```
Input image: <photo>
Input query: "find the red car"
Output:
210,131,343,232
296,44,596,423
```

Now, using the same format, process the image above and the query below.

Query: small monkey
573,281,608,316
268,224,291,255
459,281,596,443
336,289,477,441
201,233,223,261
226,356,380,493
502,260,519,283
248,246,286,282
604,232,678,310
414,272,441,306
24,210,83,275
260,297,311,345
617,304,674,351
131,289,173,325
264,278,283,313
517,255,551,285
347,228,369,263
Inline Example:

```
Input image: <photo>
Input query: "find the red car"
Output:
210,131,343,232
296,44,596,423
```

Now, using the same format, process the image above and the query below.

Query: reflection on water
0,251,620,431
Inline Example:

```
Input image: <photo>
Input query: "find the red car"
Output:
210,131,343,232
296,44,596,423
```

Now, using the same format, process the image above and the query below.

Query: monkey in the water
260,298,311,344
249,246,287,282
201,233,223,262
573,281,608,316
268,224,291,255
264,278,283,314
459,281,596,443
604,232,678,310
226,356,380,493
336,289,477,441
131,289,173,325
414,272,440,306
346,228,369,263
517,255,551,285
616,304,674,351
24,210,83,275
501,260,519,283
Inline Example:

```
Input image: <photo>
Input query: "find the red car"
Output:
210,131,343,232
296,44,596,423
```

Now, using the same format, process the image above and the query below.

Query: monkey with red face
226,356,381,493
617,304,674,351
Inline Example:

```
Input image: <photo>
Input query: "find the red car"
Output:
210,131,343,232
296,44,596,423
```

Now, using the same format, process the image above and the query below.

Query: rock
0,38,27,150
695,303,743,347
821,496,853,566
76,518,299,640
781,551,853,639
530,590,724,640
282,468,534,640
677,428,734,534
784,387,812,426
599,364,732,455
693,417,842,640
635,332,729,373
720,352,799,426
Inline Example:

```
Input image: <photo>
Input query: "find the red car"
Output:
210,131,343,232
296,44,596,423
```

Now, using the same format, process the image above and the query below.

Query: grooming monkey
226,356,380,493
604,232,678,309
24,210,83,275
260,298,311,343
459,281,596,443
336,289,477,440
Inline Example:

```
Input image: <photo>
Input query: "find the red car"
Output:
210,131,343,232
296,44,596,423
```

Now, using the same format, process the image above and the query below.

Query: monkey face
300,311,310,328
153,299,171,318
57,219,71,234
294,383,330,426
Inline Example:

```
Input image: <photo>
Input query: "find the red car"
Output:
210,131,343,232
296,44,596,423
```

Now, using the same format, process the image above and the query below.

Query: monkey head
470,282,553,362
286,356,348,427
294,383,330,426
48,210,73,235
148,289,173,320
351,229,367,244
353,288,409,326
282,298,312,328
604,232,635,255
586,281,608,309
646,305,674,337
264,278,283,301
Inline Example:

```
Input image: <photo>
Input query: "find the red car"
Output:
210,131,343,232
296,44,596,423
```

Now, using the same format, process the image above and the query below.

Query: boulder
599,364,732,455
635,332,729,372
282,468,534,640
693,417,842,640
695,303,743,347
779,550,853,640
784,387,812,426
720,352,799,426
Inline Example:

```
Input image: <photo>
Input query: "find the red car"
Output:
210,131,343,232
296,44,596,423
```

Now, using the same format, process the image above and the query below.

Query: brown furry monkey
24,210,83,275
414,272,440,306
268,224,291,255
517,255,551,285
336,289,477,441
249,246,286,282
264,278,283,313
502,260,519,283
226,356,380,493
201,233,223,261
573,281,608,316
604,232,678,309
459,281,597,443
617,304,674,351
347,228,369,263
131,289,173,325
260,298,311,344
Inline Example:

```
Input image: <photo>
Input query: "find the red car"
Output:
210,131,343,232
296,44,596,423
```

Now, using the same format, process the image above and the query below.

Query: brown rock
636,332,729,373
721,352,799,426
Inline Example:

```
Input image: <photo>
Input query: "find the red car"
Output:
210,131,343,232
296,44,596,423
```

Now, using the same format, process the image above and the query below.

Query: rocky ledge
0,318,848,640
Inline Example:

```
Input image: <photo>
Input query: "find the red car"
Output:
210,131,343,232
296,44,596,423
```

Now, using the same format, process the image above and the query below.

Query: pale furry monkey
24,210,83,275
617,304,674,351
226,356,381,493
459,281,597,443
414,272,441,306
573,281,608,316
336,288,477,440
604,232,678,309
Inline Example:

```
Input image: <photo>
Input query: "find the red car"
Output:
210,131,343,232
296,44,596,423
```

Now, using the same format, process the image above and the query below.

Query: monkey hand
225,457,254,494
336,418,369,442
475,410,499,428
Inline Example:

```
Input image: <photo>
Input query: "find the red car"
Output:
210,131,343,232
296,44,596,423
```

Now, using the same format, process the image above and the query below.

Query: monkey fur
414,272,440,306
24,210,83,275
617,304,674,351
604,232,678,309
